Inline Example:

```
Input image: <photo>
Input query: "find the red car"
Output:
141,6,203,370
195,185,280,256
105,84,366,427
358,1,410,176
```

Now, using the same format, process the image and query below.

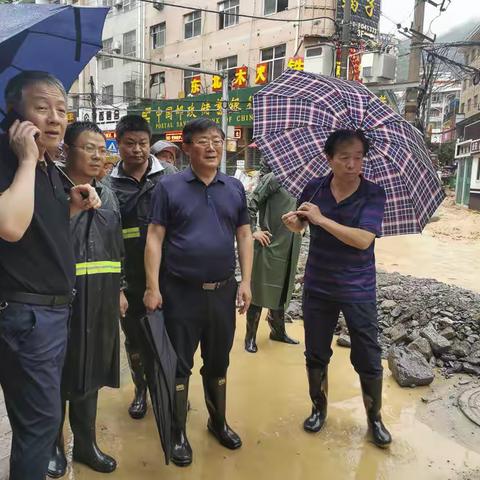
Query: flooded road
376,232,479,294
59,231,480,480
68,324,480,479
1,228,479,480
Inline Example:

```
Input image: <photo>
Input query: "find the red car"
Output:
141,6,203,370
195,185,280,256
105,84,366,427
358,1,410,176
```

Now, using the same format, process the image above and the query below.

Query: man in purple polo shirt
144,118,253,466
283,129,392,448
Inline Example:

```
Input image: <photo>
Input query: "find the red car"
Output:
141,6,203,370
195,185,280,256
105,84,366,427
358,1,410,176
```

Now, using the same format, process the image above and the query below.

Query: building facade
455,25,480,210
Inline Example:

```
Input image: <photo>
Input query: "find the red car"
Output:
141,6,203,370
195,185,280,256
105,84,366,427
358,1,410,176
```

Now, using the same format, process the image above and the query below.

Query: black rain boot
70,391,117,473
303,367,328,433
171,378,193,467
126,348,148,419
202,376,242,450
47,403,67,478
360,376,392,448
245,305,262,353
267,309,300,345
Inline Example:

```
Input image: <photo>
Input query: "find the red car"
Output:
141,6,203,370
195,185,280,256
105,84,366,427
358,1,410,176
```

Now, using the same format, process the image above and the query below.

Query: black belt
168,273,234,291
1,290,76,307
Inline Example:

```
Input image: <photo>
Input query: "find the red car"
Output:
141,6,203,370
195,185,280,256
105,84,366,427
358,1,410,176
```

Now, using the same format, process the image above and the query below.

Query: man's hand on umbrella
144,287,163,313
253,230,272,246
296,202,324,226
282,211,307,233
9,119,40,164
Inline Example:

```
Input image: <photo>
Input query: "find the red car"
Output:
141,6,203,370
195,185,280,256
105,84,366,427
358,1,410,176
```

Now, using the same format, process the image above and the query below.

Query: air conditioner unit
153,1,164,11
304,45,335,76
112,41,121,53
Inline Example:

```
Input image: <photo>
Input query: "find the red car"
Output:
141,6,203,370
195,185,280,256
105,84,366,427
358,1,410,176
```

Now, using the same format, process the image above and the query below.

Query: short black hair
64,121,105,146
182,118,225,143
324,129,370,157
116,114,151,141
5,71,67,108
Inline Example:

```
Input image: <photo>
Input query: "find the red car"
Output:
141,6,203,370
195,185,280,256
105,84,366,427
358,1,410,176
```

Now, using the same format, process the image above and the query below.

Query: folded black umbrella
141,309,177,465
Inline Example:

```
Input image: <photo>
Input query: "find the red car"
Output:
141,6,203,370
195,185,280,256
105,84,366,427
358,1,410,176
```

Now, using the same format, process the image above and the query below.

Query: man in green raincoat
245,163,302,353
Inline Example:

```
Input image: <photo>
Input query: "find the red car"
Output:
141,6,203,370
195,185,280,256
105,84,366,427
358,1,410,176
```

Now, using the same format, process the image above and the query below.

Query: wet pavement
1,231,480,479
59,319,480,480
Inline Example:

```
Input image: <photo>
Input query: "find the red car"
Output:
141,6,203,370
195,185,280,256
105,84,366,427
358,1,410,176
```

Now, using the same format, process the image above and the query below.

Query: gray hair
5,71,67,109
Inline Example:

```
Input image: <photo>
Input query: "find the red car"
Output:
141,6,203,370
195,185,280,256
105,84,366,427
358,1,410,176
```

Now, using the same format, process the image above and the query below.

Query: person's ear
182,143,190,157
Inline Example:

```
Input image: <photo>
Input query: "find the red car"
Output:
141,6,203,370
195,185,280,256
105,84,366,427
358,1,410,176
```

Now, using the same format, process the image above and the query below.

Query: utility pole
405,0,427,123
340,0,351,80
89,76,97,123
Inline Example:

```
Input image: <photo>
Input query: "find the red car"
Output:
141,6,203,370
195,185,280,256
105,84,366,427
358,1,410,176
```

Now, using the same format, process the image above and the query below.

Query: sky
379,0,480,38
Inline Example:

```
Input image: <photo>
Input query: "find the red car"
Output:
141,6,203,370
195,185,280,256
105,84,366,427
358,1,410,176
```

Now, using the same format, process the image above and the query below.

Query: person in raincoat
47,122,126,478
151,139,180,168
105,115,176,420
245,161,301,352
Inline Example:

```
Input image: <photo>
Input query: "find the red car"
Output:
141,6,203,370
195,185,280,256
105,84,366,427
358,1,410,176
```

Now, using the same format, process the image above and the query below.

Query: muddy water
376,233,480,293
59,233,480,479
62,317,480,480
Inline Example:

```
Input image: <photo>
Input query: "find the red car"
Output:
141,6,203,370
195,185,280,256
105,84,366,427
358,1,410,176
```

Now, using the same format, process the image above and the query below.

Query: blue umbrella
0,4,108,130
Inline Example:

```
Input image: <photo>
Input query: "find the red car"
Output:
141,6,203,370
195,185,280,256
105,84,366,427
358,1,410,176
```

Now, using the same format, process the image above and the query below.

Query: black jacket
61,176,124,398
104,155,176,294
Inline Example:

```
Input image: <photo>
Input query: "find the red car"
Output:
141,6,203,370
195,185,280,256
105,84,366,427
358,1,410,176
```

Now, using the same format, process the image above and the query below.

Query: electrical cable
136,0,338,24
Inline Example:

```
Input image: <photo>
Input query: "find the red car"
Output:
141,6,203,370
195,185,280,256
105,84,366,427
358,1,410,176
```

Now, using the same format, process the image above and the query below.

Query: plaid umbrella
253,70,445,236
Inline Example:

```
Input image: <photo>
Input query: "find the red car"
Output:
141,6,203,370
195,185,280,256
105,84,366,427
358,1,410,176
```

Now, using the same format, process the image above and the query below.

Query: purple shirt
299,173,386,303
149,167,250,282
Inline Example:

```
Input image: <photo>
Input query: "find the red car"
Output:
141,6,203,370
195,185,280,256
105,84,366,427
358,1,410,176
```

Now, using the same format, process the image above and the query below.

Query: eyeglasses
191,138,224,148
72,144,107,155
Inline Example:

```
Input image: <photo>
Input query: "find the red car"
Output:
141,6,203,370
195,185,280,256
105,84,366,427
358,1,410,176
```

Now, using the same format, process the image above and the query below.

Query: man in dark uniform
105,115,176,419
144,118,253,467
0,71,100,480
47,122,125,478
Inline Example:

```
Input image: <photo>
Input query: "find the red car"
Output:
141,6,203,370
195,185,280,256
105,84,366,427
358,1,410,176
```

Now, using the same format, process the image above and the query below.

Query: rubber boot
202,376,242,450
47,403,67,478
171,378,193,467
360,376,392,448
70,391,117,473
303,367,328,433
267,309,299,345
126,348,148,419
245,304,262,353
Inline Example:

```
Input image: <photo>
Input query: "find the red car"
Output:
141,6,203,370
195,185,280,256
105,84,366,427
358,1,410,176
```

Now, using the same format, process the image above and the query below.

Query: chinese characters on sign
337,0,380,39
133,86,261,133
255,63,269,85
190,75,201,95
212,75,223,92
232,66,248,89
471,139,480,154
287,57,305,71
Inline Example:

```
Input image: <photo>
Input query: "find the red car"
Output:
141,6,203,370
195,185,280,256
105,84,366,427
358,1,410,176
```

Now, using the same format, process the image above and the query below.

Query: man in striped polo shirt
282,129,392,448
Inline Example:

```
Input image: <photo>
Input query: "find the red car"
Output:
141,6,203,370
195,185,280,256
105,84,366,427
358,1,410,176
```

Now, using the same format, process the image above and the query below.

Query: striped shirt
299,173,386,303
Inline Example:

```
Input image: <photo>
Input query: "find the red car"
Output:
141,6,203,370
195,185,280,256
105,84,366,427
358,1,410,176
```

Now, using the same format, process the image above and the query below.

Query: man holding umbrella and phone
0,71,101,480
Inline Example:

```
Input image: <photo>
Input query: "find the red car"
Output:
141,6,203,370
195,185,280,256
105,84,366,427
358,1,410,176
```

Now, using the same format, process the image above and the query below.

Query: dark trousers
303,292,382,378
162,275,237,378
120,287,146,357
0,302,68,480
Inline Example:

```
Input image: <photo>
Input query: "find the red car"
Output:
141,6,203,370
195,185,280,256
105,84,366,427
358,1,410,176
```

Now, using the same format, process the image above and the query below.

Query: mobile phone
0,108,39,139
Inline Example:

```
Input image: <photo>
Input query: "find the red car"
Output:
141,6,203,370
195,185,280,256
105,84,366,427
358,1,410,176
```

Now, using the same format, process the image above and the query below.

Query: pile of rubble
336,272,480,387
285,264,480,387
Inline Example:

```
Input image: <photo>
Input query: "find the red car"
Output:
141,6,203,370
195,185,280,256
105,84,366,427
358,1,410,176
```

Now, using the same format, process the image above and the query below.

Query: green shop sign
130,86,262,134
